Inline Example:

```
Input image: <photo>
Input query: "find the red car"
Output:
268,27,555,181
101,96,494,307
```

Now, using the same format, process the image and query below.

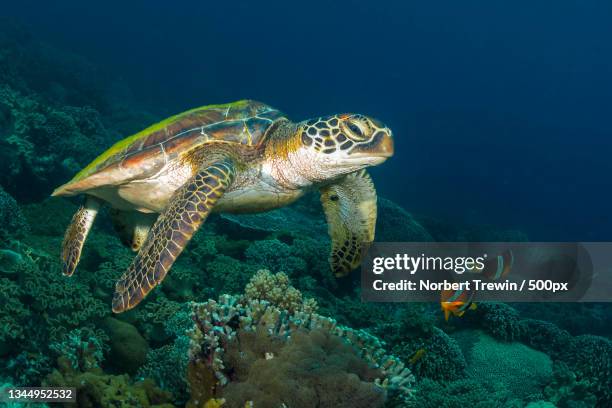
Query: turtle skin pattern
61,197,101,276
112,159,235,312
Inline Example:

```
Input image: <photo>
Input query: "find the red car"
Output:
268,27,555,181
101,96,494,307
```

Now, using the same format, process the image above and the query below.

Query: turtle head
295,113,394,180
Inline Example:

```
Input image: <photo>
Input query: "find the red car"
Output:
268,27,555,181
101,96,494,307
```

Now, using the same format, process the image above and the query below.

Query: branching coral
244,269,318,314
49,328,107,372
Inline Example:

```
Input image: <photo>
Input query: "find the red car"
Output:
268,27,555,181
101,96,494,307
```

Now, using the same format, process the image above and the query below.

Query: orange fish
440,288,477,321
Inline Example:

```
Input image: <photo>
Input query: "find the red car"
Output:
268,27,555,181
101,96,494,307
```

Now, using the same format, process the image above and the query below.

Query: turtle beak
350,128,394,159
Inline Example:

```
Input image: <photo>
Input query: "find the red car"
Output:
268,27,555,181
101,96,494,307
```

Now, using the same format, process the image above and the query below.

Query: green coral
204,254,259,295
471,302,523,341
19,252,108,341
520,318,573,359
562,335,612,407
393,327,466,382
376,198,433,242
0,186,29,242
544,362,597,408
44,358,175,408
3,351,52,386
457,330,552,401
0,85,109,195
411,378,520,408
49,328,107,372
137,303,192,403
0,276,30,347
245,239,307,276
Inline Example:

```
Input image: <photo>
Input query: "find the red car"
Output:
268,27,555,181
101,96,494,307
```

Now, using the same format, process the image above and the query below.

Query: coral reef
44,355,175,408
0,23,609,406
411,378,522,408
376,198,434,242
519,318,573,359
137,304,193,403
0,186,29,242
561,335,612,407
245,239,307,276
544,362,597,408
186,272,414,407
468,302,524,341
457,330,552,400
394,327,467,382
49,328,107,372
244,269,318,314
101,317,149,374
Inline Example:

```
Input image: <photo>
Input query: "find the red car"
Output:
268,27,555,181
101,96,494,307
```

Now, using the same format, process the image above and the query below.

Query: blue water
4,0,611,241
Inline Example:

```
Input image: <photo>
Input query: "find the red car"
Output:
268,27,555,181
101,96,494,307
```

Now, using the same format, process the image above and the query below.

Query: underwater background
0,1,611,407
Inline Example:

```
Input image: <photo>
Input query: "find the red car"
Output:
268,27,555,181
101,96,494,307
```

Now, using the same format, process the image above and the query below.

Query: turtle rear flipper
112,159,236,313
110,210,158,252
61,196,102,276
320,170,377,277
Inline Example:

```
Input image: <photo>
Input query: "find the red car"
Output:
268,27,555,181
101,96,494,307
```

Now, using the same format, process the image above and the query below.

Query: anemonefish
440,288,477,321
441,249,513,321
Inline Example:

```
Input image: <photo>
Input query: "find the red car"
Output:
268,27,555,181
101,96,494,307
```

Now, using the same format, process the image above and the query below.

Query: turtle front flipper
61,196,102,276
320,170,377,277
112,159,235,313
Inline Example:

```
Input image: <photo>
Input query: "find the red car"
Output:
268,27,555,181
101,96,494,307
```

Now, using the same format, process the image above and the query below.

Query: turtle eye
343,117,369,141
347,122,362,137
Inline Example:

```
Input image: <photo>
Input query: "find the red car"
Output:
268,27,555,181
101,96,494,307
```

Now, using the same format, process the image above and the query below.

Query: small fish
440,288,477,321
409,348,427,364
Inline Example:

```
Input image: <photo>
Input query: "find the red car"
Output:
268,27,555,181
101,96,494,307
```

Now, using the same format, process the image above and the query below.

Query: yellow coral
244,269,318,313
204,398,226,408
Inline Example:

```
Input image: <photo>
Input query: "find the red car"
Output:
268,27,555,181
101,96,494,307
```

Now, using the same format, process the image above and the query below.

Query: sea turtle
53,100,394,312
